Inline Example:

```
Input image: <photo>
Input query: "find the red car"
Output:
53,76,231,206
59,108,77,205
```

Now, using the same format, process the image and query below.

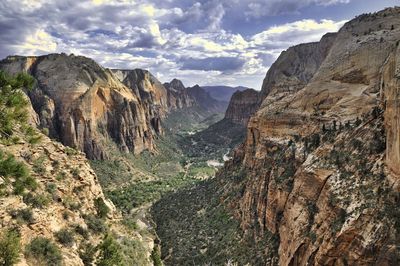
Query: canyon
0,6,399,266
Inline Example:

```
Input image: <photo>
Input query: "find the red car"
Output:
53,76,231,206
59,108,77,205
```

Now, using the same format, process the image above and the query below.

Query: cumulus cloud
0,0,356,89
251,19,347,48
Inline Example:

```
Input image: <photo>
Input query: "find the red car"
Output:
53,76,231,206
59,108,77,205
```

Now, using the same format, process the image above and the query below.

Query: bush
79,243,96,266
122,219,138,231
65,147,78,156
0,150,37,195
46,183,57,194
0,230,21,266
54,229,74,247
151,246,162,266
94,198,109,218
56,171,66,181
97,234,124,266
74,224,89,239
25,237,62,266
23,193,50,208
62,211,70,220
70,168,80,178
331,208,347,233
84,215,107,234
10,208,35,224
32,156,46,174
0,71,34,139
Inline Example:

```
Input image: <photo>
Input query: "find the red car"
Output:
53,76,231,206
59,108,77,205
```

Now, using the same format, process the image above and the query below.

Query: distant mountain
187,85,228,113
202,85,250,102
163,79,196,110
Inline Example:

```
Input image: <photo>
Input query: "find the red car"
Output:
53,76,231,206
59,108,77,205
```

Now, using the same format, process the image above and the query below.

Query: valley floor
90,110,252,265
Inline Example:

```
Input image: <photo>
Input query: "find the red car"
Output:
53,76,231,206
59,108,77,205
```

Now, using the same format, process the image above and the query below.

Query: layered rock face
187,85,228,113
219,7,400,265
224,89,259,125
259,32,337,102
163,78,196,109
0,54,168,159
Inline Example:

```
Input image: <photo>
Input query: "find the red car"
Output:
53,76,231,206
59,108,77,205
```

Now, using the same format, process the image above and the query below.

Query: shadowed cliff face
224,89,260,125
218,7,400,265
187,85,229,113
0,54,170,159
163,79,196,110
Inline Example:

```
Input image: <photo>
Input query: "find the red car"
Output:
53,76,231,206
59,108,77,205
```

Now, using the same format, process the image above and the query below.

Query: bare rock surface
218,7,400,265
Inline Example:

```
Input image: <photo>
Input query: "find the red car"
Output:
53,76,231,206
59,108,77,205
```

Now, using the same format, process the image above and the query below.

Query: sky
0,0,398,89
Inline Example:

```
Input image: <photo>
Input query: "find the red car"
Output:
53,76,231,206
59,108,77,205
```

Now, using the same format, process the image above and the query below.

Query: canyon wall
0,55,202,159
219,7,400,265
224,89,259,125
163,78,196,110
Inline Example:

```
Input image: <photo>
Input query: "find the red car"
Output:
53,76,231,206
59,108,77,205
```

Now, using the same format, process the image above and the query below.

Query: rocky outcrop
163,79,196,109
0,124,153,265
382,40,400,179
259,32,337,102
224,89,259,125
218,7,400,265
0,54,167,159
187,85,228,113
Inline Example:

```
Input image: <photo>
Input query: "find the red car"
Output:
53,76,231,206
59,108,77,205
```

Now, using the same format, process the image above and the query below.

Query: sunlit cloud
1,0,389,89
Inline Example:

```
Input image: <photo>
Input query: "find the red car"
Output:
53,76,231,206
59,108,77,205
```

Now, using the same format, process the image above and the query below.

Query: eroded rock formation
224,89,259,125
0,55,172,159
163,78,196,110
219,7,400,265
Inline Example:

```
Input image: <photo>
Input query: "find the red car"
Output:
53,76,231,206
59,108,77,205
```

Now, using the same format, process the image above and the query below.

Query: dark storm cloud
181,57,246,72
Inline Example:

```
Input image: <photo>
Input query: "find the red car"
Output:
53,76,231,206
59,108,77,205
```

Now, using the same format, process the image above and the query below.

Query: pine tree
0,71,34,139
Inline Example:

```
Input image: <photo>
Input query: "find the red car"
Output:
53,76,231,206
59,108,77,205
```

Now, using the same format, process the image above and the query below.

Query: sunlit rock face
0,54,167,159
218,7,400,265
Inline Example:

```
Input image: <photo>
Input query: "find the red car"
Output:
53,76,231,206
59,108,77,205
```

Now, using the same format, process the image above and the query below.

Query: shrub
55,229,74,247
122,219,138,231
74,224,89,239
62,211,70,220
23,193,50,208
41,127,49,136
94,197,109,218
32,156,46,174
10,208,35,224
79,243,97,266
331,208,347,233
63,197,81,211
46,182,57,194
0,230,21,266
70,168,80,178
0,71,34,139
25,237,62,266
65,147,78,156
97,234,124,266
151,246,162,266
56,172,66,181
84,215,107,234
0,150,37,195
